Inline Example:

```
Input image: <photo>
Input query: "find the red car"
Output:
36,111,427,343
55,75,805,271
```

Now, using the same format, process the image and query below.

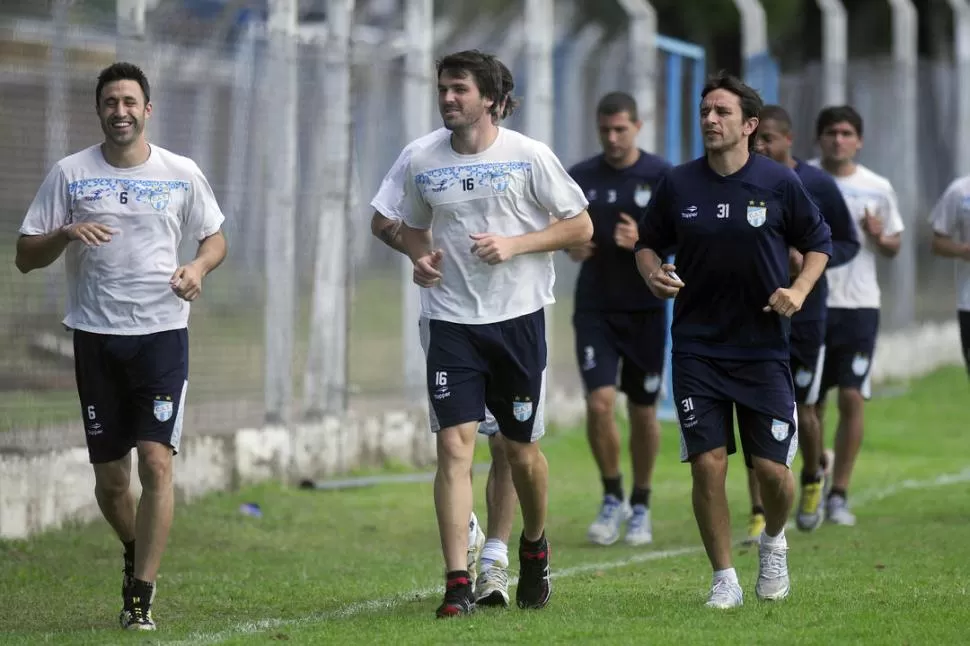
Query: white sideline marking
164,466,970,645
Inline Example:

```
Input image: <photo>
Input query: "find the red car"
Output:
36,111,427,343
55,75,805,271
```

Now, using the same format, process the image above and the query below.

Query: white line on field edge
159,466,970,645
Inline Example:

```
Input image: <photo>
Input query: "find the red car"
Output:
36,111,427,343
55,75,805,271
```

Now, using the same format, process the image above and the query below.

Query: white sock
467,513,479,547
479,539,508,571
712,567,738,584
761,528,787,548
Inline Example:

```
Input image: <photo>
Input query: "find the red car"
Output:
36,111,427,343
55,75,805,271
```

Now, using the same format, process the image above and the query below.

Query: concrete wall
0,322,962,540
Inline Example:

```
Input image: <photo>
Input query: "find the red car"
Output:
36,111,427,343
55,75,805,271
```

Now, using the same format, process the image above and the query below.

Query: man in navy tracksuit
635,73,832,608
566,92,672,548
744,104,861,538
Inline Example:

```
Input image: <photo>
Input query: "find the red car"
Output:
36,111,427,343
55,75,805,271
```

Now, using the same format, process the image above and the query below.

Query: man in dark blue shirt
747,104,860,538
635,73,833,609
566,92,673,548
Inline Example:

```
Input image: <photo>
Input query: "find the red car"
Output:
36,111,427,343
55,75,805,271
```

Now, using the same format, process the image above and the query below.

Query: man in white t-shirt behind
809,105,904,526
368,69,519,608
928,175,970,375
14,62,227,631
398,50,592,617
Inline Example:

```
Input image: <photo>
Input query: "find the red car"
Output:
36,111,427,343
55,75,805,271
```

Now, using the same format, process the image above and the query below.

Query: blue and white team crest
746,200,767,227
490,172,510,192
851,353,870,377
794,368,814,388
634,184,652,207
770,419,790,442
643,373,661,394
153,396,174,422
512,398,533,422
149,189,170,211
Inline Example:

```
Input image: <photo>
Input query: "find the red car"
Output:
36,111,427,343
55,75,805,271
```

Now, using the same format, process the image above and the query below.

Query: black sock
445,570,471,589
630,487,651,508
602,476,623,500
123,540,135,575
829,487,847,501
129,578,155,606
752,505,766,516
521,532,547,551
801,470,822,486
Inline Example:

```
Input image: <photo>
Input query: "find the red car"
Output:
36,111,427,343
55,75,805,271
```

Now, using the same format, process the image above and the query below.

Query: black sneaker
435,575,476,618
120,580,157,631
516,533,551,609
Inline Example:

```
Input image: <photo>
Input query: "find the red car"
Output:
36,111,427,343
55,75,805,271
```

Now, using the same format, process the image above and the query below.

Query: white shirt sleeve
402,161,433,230
369,146,413,222
929,179,962,237
19,164,72,236
880,181,905,236
529,141,589,220
184,163,226,241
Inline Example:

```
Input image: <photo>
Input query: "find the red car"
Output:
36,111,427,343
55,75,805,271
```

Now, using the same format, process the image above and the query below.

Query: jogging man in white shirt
810,105,904,525
15,62,227,631
928,175,970,375
397,50,592,617
368,64,519,609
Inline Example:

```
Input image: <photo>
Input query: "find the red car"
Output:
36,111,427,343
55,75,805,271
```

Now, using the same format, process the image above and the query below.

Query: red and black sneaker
435,571,476,618
516,532,551,609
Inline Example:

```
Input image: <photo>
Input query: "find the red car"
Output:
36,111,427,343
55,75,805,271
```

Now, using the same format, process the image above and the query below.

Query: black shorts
960,310,970,375
573,309,666,406
790,319,826,405
820,308,879,398
74,328,189,464
672,353,798,468
425,309,547,444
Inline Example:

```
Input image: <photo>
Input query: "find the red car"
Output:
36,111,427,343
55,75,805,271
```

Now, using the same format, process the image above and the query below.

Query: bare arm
634,247,663,283
512,211,593,255
370,212,407,255
399,223,434,262
931,232,970,260
15,230,70,274
872,233,901,258
189,230,227,276
791,250,829,297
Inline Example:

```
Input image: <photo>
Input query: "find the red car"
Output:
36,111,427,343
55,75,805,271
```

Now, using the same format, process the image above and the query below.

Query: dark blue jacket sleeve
811,174,859,268
784,174,833,257
635,174,676,256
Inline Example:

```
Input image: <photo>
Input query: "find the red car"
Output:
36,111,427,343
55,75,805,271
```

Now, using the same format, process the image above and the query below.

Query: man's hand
566,240,595,262
646,263,684,299
862,207,883,238
170,263,205,301
469,233,520,265
413,249,444,287
63,222,117,247
613,212,639,251
763,286,807,318
788,247,804,276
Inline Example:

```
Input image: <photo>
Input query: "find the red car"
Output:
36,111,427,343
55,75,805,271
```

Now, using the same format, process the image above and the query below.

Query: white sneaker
474,559,510,608
624,504,653,546
756,534,791,601
467,512,486,590
826,495,857,526
587,495,632,546
705,577,744,608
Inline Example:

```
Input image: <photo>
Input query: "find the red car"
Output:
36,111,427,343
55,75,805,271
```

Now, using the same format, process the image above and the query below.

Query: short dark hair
596,91,639,121
96,62,150,106
437,50,515,120
815,105,863,138
700,71,763,122
759,104,793,133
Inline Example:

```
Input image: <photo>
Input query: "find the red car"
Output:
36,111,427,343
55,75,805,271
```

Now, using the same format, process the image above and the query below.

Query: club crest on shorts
851,353,870,377
512,397,533,422
634,184,652,207
643,373,661,393
770,419,789,441
746,200,767,227
153,395,174,422
794,368,814,388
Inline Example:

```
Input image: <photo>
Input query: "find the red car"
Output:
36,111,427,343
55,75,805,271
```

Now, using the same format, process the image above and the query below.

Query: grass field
1,366,967,644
